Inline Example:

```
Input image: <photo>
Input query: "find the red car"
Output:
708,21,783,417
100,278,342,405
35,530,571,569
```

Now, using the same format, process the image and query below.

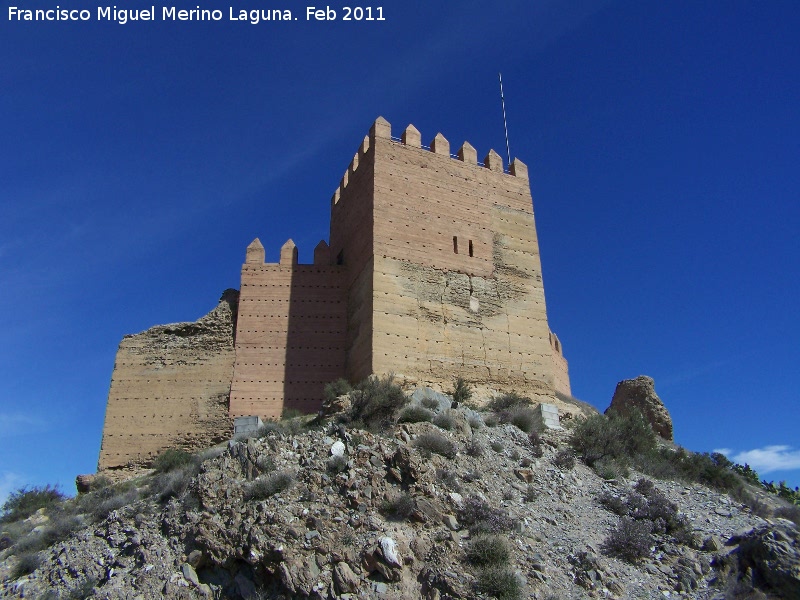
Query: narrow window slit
453,236,458,254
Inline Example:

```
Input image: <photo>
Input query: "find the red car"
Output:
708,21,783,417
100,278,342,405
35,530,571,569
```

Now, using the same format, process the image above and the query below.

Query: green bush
11,550,42,579
1,485,66,523
602,517,652,563
152,448,194,473
490,441,504,453
475,565,522,600
466,534,510,566
487,392,531,413
500,406,537,433
324,378,352,402
150,469,194,502
465,437,485,457
281,408,303,421
451,377,472,405
398,405,434,424
467,413,484,429
257,422,282,438
420,396,440,410
459,495,515,535
553,449,575,470
414,432,457,459
432,410,456,430
599,479,692,545
348,374,409,430
568,410,656,468
75,481,139,522
245,472,294,501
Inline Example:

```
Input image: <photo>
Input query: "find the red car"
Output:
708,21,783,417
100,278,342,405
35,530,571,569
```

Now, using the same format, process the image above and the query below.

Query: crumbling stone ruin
98,117,571,473
606,375,674,441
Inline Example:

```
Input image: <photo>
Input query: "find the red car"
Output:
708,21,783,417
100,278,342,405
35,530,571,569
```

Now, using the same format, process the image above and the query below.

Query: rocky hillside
2,385,798,600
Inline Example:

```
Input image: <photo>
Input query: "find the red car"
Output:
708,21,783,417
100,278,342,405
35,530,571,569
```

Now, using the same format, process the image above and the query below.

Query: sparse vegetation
436,468,461,492
348,374,409,430
257,422,282,438
381,493,415,520
420,396,440,410
324,378,352,402
602,516,652,563
459,495,515,535
598,478,694,555
256,454,276,473
490,441,504,453
553,449,575,470
501,405,538,433
432,410,456,430
12,550,42,579
327,454,348,474
569,410,656,470
398,405,434,423
451,377,472,406
152,448,194,474
465,534,510,566
487,392,532,413
414,431,457,459
245,472,295,501
465,437,485,457
528,431,544,458
1,485,66,523
475,565,523,600
467,413,484,429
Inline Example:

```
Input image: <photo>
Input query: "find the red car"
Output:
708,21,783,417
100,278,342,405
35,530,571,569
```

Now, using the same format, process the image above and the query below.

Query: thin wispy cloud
714,445,800,474
0,413,41,438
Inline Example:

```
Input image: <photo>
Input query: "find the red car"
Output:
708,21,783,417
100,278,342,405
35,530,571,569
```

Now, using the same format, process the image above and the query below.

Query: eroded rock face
606,375,673,441
733,519,800,598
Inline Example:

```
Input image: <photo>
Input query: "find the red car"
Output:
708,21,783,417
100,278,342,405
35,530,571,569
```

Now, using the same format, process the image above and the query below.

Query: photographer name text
8,5,385,24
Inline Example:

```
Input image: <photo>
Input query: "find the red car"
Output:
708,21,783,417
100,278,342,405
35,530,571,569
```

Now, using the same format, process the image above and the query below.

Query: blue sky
2,0,799,502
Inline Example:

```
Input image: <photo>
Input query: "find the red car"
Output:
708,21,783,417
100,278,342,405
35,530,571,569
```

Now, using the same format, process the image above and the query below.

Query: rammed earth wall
99,117,570,470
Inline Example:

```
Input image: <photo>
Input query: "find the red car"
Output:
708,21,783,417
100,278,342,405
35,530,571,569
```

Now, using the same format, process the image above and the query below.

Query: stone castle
98,117,570,473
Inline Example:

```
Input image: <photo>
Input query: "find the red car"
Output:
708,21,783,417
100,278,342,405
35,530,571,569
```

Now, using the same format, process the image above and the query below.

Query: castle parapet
458,141,477,165
280,239,298,265
314,240,331,265
245,238,265,264
431,132,449,156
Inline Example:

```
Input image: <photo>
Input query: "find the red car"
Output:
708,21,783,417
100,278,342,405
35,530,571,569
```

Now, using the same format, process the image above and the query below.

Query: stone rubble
2,391,797,599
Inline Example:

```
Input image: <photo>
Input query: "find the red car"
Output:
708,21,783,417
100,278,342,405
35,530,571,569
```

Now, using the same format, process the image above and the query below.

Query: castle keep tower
230,117,569,419
99,117,570,472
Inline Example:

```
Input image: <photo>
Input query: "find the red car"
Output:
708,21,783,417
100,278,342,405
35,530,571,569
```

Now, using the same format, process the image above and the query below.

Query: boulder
733,520,800,598
606,375,673,441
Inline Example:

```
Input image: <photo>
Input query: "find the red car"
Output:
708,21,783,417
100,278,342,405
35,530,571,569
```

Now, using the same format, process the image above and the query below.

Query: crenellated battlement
100,113,570,473
332,116,528,206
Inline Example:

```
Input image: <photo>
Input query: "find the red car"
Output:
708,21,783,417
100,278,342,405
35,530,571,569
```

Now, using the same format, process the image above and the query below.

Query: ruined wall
549,332,571,396
98,290,238,471
229,239,347,420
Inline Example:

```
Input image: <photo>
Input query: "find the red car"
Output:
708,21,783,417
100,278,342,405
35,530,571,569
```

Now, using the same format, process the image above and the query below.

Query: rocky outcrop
731,519,800,598
4,393,788,599
606,375,674,441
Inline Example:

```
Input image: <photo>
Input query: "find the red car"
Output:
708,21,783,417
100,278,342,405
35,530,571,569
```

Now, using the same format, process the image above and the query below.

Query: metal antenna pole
499,73,511,167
